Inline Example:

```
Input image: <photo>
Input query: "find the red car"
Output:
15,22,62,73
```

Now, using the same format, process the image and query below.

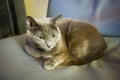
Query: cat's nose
46,41,52,48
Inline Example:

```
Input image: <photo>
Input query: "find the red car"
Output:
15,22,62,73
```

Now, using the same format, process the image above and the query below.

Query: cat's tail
104,37,120,53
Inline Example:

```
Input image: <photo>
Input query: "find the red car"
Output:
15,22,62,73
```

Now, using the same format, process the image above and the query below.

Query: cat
24,14,107,70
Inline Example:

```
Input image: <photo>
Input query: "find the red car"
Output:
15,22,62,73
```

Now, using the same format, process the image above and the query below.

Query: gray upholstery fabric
0,34,120,80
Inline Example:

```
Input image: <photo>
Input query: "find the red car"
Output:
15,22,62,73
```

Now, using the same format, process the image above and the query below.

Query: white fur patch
56,27,61,43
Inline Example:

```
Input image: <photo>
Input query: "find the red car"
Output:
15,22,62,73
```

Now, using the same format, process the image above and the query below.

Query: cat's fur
24,15,107,70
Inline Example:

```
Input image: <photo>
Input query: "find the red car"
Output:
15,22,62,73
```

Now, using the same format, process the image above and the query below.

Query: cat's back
57,18,102,39
66,18,106,44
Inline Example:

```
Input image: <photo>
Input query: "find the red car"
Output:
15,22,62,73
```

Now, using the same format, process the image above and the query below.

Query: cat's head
26,15,62,51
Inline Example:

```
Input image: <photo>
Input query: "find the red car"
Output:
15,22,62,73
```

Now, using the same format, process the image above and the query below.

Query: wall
24,0,49,18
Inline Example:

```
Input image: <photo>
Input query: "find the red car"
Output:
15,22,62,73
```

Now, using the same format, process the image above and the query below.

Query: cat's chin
44,49,52,52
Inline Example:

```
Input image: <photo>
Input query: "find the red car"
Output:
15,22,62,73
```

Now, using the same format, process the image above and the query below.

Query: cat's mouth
36,45,52,52
35,46,51,52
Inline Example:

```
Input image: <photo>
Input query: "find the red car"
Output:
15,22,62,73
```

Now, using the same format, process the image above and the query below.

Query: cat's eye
39,36,45,39
52,34,56,38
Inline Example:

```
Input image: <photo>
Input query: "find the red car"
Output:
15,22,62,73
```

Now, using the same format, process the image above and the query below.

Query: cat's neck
53,30,69,53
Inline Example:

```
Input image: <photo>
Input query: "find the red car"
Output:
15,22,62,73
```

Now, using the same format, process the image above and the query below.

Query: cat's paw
44,60,56,70
43,55,53,59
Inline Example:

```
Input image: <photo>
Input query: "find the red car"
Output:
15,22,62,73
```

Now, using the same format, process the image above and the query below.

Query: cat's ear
51,14,62,24
26,16,38,29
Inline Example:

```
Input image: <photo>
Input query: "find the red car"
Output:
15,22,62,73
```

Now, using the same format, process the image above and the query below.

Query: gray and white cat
24,15,107,70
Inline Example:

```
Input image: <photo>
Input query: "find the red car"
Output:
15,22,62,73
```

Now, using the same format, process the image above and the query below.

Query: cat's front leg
44,52,67,70
44,59,57,70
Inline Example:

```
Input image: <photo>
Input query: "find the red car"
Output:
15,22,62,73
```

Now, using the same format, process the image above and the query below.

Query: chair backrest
47,0,120,36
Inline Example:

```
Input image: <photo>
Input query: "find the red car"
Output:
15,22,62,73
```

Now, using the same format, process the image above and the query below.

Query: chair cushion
0,34,120,80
